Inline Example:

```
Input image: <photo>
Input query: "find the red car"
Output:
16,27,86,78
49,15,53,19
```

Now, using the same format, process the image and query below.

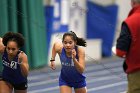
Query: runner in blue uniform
0,32,29,93
50,31,87,93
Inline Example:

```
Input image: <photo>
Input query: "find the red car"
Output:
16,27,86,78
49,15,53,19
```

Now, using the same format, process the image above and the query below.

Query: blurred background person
115,0,140,93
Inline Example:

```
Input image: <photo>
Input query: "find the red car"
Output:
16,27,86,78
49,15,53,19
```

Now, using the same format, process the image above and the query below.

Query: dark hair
2,32,25,48
62,31,86,47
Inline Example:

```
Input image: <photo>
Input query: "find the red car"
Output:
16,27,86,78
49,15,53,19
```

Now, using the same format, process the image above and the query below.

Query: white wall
114,0,131,43
43,0,55,6
69,0,86,38
89,0,115,6
115,0,131,24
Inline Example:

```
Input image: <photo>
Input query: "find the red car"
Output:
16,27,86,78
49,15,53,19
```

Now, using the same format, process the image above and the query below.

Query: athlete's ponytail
76,37,86,47
62,31,86,47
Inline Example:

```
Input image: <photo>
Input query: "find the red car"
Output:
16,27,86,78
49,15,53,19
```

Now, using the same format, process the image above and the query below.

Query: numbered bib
10,61,17,69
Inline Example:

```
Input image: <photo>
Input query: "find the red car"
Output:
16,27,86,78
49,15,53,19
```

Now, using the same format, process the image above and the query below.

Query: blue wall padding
87,1,118,57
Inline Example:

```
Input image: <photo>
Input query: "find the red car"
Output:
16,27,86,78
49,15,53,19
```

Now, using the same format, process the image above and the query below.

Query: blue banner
45,6,54,54
86,1,118,57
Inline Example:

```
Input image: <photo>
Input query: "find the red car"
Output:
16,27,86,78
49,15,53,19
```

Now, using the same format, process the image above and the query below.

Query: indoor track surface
28,58,127,93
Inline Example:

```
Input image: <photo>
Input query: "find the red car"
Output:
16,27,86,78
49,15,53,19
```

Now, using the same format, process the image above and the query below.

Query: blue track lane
28,58,127,93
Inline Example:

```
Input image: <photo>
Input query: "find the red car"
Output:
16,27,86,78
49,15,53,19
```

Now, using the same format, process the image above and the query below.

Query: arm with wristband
50,42,62,70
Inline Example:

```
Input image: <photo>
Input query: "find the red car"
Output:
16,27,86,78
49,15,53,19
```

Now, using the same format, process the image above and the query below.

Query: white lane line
28,75,127,93
87,81,127,92
29,81,127,93
28,60,122,80
29,86,59,93
28,60,125,92
29,78,58,87
29,75,116,87
120,91,126,93
86,70,124,77
29,74,126,88
28,67,124,81
28,71,60,80
85,61,122,71
28,74,50,80
87,74,126,83
28,71,126,87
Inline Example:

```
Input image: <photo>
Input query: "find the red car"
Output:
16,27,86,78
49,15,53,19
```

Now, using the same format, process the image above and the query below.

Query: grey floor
28,57,127,93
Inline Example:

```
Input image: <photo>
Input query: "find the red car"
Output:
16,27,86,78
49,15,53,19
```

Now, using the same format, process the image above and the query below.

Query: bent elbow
116,49,126,58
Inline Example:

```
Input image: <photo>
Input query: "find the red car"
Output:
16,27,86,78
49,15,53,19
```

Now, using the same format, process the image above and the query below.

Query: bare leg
14,90,27,93
60,85,72,93
0,80,13,93
74,87,87,93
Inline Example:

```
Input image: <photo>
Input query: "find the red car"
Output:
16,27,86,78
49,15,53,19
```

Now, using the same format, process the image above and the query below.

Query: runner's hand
72,49,76,59
50,61,56,70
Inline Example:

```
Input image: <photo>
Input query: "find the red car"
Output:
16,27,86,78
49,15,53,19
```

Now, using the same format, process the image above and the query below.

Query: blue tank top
60,46,86,82
2,50,27,84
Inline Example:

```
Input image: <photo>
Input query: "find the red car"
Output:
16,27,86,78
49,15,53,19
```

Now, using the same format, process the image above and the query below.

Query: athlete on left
0,32,29,93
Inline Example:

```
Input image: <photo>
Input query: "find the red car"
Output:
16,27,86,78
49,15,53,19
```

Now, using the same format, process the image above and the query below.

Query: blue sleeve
116,22,131,52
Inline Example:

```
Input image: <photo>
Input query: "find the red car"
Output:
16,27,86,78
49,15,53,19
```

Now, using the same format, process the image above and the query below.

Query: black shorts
13,82,28,90
0,75,2,80
2,78,28,90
